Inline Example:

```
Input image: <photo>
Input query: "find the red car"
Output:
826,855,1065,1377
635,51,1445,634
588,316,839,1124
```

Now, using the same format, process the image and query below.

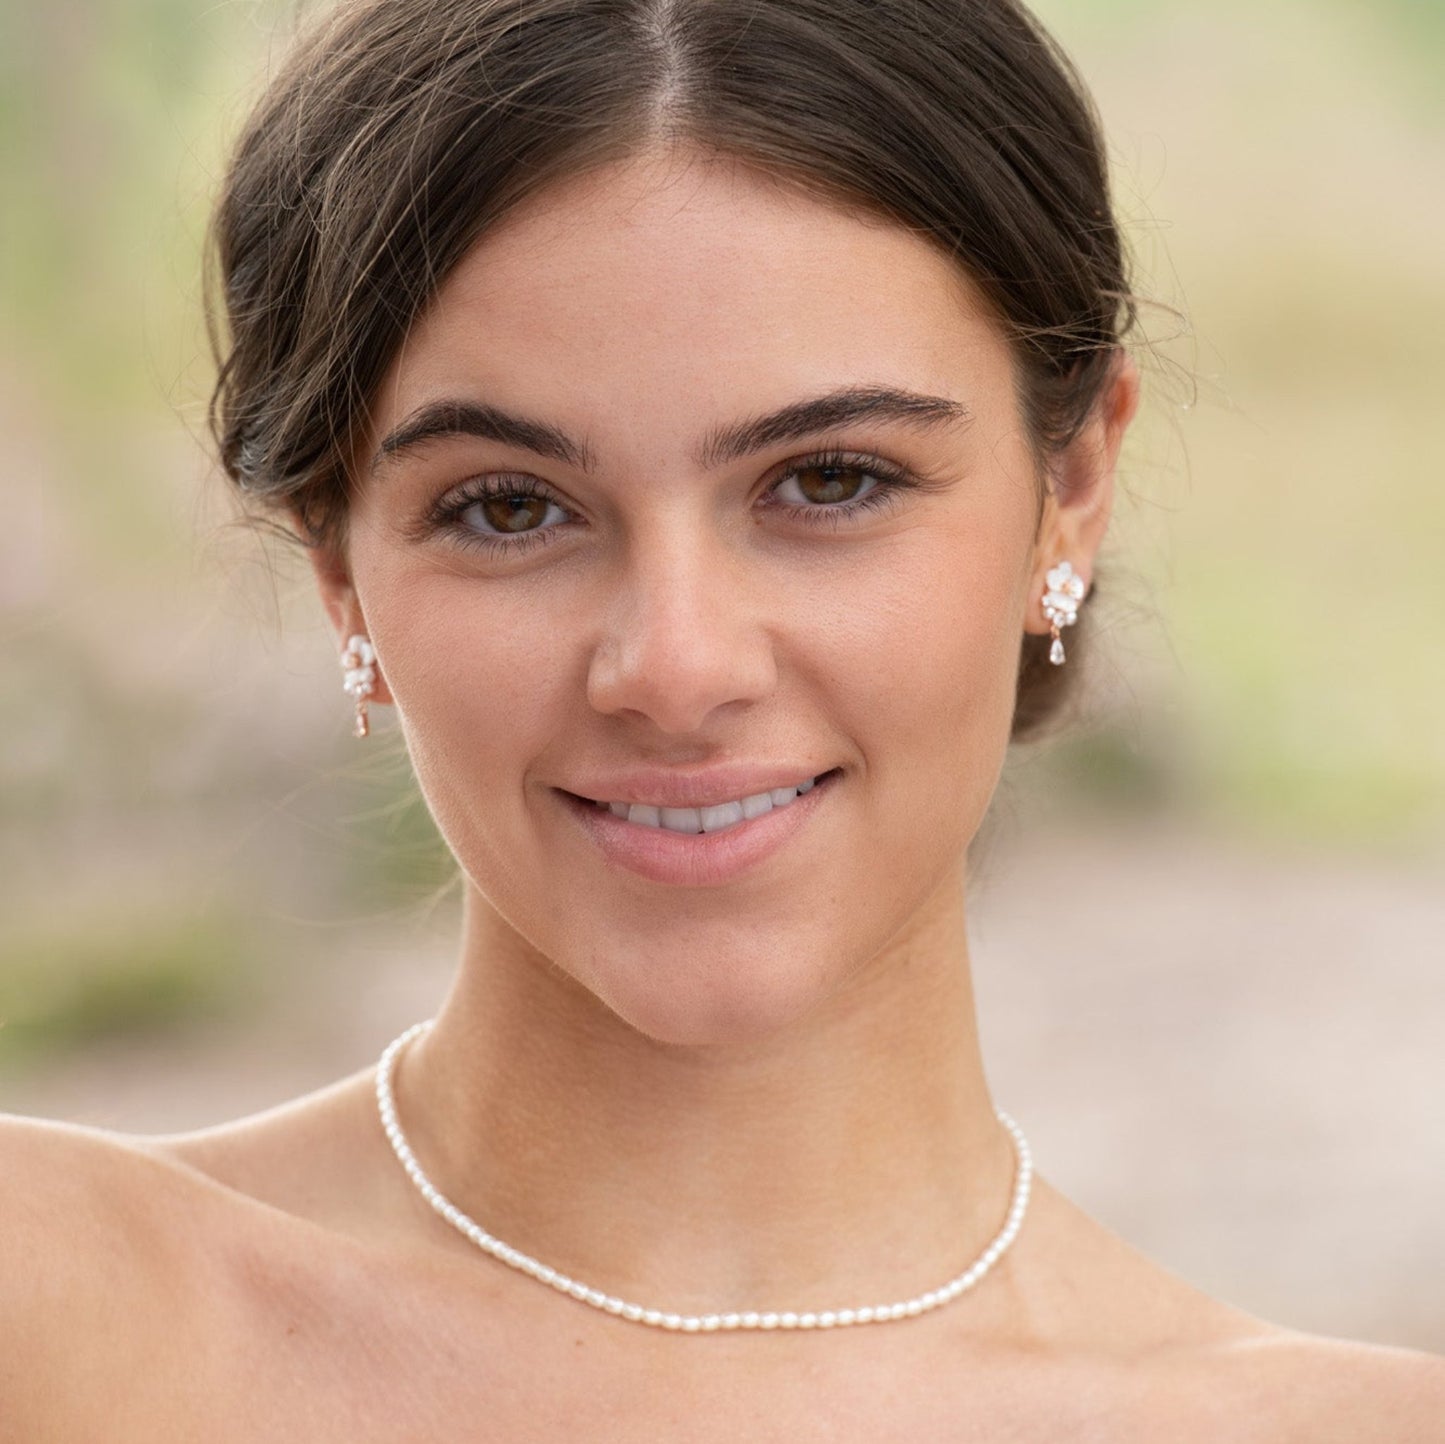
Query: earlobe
298,526,396,712
1025,349,1140,636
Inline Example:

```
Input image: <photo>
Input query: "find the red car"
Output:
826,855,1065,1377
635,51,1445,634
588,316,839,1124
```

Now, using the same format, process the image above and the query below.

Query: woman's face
329,145,1099,1045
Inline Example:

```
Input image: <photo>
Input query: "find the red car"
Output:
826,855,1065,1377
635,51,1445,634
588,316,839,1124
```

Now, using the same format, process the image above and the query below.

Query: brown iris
793,464,867,505
481,494,550,533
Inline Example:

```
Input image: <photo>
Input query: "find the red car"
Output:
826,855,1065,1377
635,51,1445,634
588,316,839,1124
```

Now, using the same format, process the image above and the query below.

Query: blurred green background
1,0,1441,1348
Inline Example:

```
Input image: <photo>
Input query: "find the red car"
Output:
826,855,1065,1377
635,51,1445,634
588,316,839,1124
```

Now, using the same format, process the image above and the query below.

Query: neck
392,872,1014,1314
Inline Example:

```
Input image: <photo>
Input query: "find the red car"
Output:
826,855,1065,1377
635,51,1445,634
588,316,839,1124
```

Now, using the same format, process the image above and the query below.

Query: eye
771,459,881,508
464,490,566,536
765,449,920,526
426,477,572,556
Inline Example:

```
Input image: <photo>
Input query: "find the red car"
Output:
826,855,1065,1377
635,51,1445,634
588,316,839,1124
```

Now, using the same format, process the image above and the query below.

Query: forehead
371,145,1013,449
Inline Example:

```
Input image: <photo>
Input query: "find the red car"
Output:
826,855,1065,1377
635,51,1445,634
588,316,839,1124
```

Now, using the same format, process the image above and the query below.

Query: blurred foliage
337,775,460,909
0,906,260,1068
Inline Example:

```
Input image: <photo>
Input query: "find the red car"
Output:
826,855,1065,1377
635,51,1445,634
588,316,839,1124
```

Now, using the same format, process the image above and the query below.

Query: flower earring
1041,560,1086,666
340,633,377,737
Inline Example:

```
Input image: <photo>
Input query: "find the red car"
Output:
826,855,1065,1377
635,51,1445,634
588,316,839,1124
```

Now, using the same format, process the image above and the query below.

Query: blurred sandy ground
1,0,1441,1352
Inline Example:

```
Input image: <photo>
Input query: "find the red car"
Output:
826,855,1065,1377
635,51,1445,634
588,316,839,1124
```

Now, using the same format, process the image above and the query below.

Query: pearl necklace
375,1018,1033,1332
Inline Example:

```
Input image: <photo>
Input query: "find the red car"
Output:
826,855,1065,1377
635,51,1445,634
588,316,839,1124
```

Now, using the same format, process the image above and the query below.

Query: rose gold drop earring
1041,560,1086,666
340,633,377,737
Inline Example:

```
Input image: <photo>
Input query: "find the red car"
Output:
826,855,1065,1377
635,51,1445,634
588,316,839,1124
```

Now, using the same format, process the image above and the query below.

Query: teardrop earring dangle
340,633,377,737
1041,560,1086,666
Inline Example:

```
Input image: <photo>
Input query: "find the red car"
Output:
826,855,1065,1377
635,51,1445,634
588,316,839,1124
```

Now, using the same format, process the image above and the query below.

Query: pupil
802,466,860,504
484,495,547,533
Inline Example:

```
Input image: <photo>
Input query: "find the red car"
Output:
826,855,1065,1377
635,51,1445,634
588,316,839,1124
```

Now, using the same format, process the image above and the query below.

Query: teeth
700,801,745,832
601,778,822,834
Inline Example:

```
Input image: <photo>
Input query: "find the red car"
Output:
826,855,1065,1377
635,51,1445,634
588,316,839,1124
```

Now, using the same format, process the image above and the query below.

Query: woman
6,0,1441,1435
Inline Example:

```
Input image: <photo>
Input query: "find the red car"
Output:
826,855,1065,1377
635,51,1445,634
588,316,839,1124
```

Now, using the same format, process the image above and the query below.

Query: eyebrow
370,384,972,475
373,399,592,475
700,386,972,470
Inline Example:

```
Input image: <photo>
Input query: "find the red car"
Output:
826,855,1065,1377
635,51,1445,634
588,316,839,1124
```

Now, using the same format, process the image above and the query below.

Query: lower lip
554,771,841,887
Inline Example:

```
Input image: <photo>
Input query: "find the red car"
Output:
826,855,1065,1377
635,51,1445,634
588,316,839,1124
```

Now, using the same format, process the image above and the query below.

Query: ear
1024,351,1140,633
297,518,396,707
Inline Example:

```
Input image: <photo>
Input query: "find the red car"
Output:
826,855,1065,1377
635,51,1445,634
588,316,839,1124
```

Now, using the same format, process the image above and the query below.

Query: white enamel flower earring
340,633,377,737
1041,560,1086,666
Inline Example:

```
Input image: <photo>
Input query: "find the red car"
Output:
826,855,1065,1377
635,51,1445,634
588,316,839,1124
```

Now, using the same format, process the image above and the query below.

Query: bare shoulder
0,1102,394,1436
0,1108,177,1259
1020,1178,1445,1440
1216,1325,1445,1441
0,1062,403,1273
0,1112,197,1422
0,1110,196,1303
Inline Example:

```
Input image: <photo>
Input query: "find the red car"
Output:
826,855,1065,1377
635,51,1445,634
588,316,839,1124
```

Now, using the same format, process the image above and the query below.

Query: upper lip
558,764,833,810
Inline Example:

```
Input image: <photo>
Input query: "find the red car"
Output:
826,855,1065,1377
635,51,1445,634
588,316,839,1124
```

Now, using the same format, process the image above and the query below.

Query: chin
580,939,842,1049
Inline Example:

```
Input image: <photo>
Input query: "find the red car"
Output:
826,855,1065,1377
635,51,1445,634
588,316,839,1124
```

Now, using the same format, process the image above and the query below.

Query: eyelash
424,449,921,558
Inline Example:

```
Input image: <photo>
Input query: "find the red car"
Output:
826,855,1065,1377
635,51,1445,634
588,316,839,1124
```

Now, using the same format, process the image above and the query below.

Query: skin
4,142,1443,1440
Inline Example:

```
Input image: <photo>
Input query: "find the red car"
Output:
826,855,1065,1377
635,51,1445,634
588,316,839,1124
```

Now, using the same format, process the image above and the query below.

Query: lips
554,769,841,887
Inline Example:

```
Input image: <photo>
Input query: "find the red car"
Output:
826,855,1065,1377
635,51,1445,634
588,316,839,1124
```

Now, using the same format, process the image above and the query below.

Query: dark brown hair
208,0,1136,741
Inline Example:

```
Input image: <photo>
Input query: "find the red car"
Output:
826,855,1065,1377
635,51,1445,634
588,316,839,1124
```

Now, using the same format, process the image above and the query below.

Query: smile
555,769,842,887
580,775,822,835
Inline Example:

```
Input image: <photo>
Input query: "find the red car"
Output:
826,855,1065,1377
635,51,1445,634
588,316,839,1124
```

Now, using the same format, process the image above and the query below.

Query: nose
585,517,777,734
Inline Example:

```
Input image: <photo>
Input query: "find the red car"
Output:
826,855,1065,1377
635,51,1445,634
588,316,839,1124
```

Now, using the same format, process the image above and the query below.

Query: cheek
829,523,1027,854
360,564,570,883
